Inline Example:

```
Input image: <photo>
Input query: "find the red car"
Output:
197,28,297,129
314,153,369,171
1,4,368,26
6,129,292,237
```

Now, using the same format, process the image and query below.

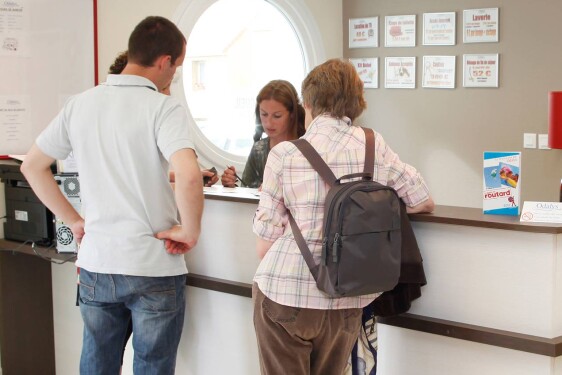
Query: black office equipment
0,160,55,246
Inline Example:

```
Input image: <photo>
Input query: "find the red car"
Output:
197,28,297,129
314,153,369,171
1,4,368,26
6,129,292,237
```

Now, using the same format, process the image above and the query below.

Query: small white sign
385,57,416,89
423,12,456,46
520,201,562,223
463,8,499,43
385,15,416,47
422,56,456,89
350,58,378,89
349,17,378,48
463,54,499,88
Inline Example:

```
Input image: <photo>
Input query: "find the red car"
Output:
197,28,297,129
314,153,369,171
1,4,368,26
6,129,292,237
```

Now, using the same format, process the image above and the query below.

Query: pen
226,165,248,187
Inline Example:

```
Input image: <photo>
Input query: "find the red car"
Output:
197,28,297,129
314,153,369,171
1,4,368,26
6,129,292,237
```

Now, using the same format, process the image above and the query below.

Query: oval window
175,0,324,168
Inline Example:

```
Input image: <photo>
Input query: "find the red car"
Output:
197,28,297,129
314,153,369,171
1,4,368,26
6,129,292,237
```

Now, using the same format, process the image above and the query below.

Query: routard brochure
483,151,521,215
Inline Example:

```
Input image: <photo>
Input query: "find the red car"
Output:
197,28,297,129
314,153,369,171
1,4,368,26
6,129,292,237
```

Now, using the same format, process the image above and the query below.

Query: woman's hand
221,166,238,187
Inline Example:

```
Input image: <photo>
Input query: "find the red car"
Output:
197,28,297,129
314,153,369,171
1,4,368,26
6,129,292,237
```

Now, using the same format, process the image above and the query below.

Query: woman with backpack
252,58,435,375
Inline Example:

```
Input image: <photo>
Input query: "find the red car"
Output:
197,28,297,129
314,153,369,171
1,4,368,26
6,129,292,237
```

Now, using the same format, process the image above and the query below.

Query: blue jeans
78,269,186,375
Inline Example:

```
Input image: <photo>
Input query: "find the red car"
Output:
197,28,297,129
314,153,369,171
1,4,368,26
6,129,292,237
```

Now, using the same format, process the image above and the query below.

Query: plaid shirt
253,115,431,309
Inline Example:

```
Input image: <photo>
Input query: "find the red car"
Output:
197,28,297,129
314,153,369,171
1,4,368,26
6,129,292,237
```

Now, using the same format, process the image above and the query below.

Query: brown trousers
253,284,362,375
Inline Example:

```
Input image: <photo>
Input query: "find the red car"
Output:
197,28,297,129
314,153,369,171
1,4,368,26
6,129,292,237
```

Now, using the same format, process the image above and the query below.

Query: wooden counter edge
204,192,562,234
185,273,562,357
378,313,562,357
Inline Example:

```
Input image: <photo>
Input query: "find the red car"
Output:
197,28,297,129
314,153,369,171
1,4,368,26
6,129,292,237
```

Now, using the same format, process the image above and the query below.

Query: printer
0,160,55,246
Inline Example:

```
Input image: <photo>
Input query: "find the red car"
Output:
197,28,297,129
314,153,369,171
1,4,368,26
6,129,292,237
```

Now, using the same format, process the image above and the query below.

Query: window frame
172,0,325,171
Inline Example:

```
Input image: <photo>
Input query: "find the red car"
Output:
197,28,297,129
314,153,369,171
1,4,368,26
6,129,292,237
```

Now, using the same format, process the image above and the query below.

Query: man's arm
156,148,204,254
20,144,85,241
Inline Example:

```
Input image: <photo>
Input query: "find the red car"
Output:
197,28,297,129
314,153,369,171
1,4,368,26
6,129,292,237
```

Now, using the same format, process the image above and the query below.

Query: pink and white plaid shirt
253,115,431,309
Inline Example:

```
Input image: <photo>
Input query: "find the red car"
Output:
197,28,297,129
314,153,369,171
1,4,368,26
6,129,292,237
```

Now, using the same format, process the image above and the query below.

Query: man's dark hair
128,16,186,67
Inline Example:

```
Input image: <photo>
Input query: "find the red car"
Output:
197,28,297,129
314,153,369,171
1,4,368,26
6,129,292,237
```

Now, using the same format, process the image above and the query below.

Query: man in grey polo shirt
21,16,202,374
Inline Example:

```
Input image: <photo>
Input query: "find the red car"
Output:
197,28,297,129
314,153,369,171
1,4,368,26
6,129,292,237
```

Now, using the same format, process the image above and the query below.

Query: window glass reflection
184,0,305,156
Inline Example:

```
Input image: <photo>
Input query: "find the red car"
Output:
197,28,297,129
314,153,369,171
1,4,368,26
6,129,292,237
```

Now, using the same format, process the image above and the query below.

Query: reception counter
185,187,562,375
2,187,562,374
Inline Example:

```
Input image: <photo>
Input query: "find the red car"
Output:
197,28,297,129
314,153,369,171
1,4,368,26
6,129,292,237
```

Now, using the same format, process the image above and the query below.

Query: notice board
0,0,96,155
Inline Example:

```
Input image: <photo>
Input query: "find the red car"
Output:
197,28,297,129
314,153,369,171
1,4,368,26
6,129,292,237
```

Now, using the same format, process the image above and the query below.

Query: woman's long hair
253,80,305,142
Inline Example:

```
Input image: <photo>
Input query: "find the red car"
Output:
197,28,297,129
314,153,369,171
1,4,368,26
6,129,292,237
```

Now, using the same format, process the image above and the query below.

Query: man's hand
69,218,86,245
155,225,197,255
202,168,218,187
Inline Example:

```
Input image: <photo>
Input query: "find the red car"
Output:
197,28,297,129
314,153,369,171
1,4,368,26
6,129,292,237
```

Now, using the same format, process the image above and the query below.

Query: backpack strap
291,127,375,185
362,127,375,177
291,139,337,187
321,127,375,183
287,211,319,280
288,139,333,279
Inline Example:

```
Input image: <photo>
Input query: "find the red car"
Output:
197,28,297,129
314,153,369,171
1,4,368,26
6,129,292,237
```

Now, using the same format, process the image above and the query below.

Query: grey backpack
288,127,401,298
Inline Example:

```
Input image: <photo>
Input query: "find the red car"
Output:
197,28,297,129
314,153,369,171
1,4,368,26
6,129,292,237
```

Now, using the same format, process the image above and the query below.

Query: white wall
344,0,562,207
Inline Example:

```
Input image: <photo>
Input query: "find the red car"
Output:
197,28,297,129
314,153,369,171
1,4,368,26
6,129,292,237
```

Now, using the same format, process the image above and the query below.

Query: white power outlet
523,133,537,148
538,134,550,149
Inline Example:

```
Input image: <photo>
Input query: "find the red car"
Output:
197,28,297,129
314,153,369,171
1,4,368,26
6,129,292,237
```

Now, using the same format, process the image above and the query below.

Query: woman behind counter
221,80,305,188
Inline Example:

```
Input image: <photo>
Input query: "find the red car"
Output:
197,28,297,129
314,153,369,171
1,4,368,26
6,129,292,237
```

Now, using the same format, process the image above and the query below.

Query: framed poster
350,58,378,89
463,54,499,87
422,56,456,89
385,57,416,89
423,12,456,46
385,15,416,47
463,8,499,43
349,17,378,48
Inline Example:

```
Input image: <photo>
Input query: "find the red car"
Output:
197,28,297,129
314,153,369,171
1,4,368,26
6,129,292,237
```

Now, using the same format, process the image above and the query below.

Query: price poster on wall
463,8,499,43
423,12,456,46
385,15,416,47
0,95,31,152
349,17,378,48
0,0,30,57
463,54,499,87
385,57,416,89
350,58,378,89
422,56,456,89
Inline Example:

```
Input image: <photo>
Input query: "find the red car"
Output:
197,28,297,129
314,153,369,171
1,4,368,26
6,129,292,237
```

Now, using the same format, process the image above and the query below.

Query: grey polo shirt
37,74,194,276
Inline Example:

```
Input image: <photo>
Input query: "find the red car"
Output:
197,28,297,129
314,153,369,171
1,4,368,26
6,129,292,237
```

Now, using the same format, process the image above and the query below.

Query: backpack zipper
332,233,340,263
323,182,354,263
321,237,329,265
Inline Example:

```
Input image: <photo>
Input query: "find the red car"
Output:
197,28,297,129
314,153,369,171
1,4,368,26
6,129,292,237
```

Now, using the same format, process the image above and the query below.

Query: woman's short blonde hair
301,58,366,122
